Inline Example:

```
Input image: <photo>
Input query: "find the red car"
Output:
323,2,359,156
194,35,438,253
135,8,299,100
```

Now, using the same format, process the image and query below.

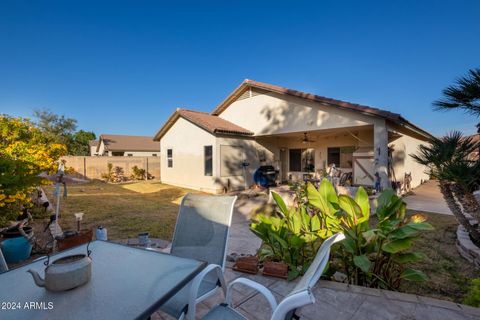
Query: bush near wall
0,115,67,226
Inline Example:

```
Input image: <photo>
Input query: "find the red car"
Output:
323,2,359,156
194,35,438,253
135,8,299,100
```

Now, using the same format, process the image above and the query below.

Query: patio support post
374,120,389,190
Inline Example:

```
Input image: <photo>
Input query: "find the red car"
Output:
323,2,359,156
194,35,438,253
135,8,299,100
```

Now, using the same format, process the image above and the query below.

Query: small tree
33,109,96,156
0,115,67,226
411,132,480,244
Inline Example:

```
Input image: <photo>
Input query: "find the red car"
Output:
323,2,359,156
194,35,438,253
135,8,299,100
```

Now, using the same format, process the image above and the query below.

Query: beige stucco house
89,140,99,156
96,134,160,157
153,80,432,194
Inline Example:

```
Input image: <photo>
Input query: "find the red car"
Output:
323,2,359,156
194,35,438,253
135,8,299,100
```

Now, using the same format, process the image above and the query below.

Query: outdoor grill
254,165,278,187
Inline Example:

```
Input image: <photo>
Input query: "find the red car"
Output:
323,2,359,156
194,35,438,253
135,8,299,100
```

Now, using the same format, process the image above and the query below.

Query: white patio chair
0,247,8,273
158,193,237,320
198,232,345,320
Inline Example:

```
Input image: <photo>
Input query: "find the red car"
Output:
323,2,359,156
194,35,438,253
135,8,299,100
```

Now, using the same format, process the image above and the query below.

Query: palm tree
433,68,480,133
411,132,480,244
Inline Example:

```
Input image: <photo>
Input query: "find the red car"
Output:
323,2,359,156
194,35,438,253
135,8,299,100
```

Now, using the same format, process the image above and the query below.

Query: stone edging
318,279,480,317
456,225,480,268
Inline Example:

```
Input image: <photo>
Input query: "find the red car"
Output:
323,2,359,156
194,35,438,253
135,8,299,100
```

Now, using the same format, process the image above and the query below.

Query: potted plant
233,255,259,274
262,259,288,279
1,220,34,264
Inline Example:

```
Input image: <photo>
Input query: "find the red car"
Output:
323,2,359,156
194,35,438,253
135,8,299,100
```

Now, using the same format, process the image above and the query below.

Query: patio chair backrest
0,248,8,273
272,233,345,320
170,193,236,269
288,232,345,296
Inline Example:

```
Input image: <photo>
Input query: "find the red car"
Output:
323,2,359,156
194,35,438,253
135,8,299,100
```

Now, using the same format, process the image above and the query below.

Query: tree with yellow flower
0,115,67,226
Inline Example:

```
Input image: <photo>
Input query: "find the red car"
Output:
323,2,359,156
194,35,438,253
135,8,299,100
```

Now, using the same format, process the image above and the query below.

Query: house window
167,149,173,168
289,148,315,172
327,147,355,168
112,151,124,156
127,154,133,157
204,146,213,176
152,153,157,157
289,149,302,172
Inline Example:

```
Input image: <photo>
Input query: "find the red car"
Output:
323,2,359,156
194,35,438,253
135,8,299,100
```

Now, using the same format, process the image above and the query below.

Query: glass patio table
0,240,207,320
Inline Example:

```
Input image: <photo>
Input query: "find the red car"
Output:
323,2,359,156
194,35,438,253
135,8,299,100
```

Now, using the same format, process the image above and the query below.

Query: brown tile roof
99,134,159,152
211,79,432,139
153,108,253,141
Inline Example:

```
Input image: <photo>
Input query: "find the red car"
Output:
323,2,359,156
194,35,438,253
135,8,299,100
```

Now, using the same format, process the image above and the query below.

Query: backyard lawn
400,210,480,303
41,181,197,241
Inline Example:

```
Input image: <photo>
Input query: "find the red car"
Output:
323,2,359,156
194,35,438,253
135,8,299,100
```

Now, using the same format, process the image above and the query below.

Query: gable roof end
211,79,433,140
153,108,253,141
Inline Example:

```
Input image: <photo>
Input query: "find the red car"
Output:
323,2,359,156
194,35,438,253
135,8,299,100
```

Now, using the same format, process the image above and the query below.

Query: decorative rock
456,225,480,268
332,271,348,283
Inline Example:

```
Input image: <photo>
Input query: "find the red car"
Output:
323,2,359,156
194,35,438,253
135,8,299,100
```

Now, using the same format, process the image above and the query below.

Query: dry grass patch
400,210,480,303
41,181,197,241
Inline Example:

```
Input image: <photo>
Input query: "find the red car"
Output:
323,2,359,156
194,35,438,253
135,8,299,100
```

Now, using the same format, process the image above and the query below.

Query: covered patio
255,122,418,190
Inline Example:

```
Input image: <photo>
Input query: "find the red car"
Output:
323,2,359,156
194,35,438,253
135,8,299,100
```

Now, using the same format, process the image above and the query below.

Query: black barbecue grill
254,165,278,187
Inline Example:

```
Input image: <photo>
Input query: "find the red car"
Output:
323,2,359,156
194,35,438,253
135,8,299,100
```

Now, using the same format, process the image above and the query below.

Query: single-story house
96,134,160,157
89,140,99,156
153,80,432,194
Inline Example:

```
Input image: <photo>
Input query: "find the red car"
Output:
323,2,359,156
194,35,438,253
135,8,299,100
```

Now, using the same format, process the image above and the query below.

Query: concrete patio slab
403,180,452,215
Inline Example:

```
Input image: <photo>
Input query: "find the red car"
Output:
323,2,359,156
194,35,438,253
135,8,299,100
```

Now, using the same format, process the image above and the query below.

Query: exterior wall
61,156,160,180
122,151,159,157
160,117,219,193
388,131,430,189
97,140,106,155
214,136,276,192
90,145,98,156
218,90,377,135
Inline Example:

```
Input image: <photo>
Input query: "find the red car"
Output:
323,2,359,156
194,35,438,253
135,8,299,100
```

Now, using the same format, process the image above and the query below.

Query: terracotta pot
233,256,259,274
262,261,288,279
57,229,93,252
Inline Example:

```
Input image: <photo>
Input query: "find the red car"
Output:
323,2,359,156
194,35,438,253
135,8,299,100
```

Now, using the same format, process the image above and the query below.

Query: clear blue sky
1,0,479,138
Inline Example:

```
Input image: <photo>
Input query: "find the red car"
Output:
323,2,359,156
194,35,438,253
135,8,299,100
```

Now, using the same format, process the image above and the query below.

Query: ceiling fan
301,132,315,144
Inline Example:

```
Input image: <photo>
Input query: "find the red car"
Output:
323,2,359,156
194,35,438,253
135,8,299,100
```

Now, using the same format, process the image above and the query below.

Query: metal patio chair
158,193,237,320
198,233,345,320
0,248,8,273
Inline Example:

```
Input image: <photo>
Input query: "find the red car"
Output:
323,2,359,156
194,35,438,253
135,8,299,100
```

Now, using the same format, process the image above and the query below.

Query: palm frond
433,68,480,116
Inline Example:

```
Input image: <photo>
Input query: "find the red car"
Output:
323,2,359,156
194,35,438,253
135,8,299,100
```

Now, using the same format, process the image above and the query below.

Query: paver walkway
154,262,480,320
403,180,451,215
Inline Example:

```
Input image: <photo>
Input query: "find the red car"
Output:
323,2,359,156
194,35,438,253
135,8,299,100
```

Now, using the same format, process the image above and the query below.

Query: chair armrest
187,264,226,320
226,277,278,311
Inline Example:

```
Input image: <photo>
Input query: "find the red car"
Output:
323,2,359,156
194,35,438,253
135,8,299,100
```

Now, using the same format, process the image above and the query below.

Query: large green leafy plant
250,179,433,288
250,192,333,280
307,180,433,289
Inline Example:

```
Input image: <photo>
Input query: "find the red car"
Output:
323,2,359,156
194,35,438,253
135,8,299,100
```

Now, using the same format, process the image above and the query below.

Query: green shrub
250,191,333,280
101,163,113,181
464,278,480,307
251,179,433,288
306,180,433,289
131,165,146,180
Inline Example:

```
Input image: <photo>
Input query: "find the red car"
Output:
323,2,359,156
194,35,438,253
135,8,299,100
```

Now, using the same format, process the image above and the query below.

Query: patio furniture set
0,193,343,320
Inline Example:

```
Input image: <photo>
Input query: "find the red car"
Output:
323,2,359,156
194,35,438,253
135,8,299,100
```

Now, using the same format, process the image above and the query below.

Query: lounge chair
158,193,237,320
198,233,345,320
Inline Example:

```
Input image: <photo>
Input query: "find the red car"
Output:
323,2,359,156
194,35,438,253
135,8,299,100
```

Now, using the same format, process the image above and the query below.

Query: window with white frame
204,146,213,176
167,149,173,168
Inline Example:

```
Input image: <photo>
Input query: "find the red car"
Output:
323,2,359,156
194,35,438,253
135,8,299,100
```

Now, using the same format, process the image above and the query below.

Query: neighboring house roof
89,140,98,147
211,79,433,139
153,108,254,141
97,134,159,152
